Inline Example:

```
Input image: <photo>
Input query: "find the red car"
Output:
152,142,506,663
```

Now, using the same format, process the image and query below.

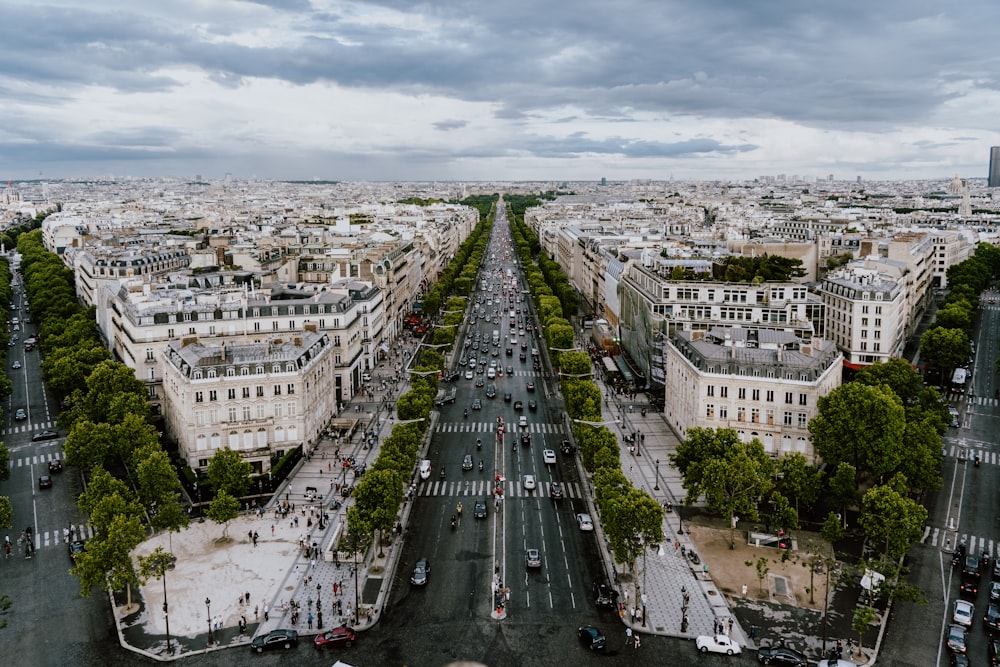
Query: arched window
256,429,267,448
228,431,239,449
192,370,203,380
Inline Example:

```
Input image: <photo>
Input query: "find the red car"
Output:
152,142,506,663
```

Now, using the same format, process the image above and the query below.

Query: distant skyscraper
989,147,1000,187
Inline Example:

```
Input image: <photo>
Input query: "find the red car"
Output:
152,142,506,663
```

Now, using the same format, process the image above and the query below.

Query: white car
695,634,742,656
523,474,536,490
953,599,974,626
576,513,594,531
465,370,474,380
518,415,528,428
542,449,556,465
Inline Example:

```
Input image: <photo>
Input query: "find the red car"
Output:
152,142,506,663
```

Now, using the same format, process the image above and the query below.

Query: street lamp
572,418,621,427
396,417,426,425
407,369,441,376
654,459,660,491
205,597,213,645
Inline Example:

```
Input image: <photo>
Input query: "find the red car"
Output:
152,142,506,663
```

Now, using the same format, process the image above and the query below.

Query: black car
578,625,606,650
990,639,1000,666
442,371,461,382
474,500,487,519
986,603,1000,632
550,482,564,500
506,348,513,356
519,352,526,361
592,582,618,608
32,430,59,442
48,459,63,473
757,645,809,666
411,557,430,586
250,628,299,653
513,400,523,411
503,392,512,402
947,624,968,653
526,382,535,392
954,543,967,567
528,400,537,411
964,555,981,578
38,475,52,489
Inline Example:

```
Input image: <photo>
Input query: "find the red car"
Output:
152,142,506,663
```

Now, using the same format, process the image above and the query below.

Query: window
720,386,728,398
241,366,249,376
798,393,807,406
242,406,252,421
209,390,217,402
287,383,295,395
228,407,238,422
783,411,793,426
752,389,760,401
785,392,793,404
274,385,282,396
751,408,760,423
738,388,746,400
242,387,250,399
226,367,235,377
706,404,715,419
707,385,715,397
719,405,728,419
766,409,774,425
274,403,283,418
146,349,155,361
196,411,205,426
286,401,296,417
766,390,774,402
257,386,265,397
798,413,807,428
255,405,265,420
228,388,236,400
737,407,746,422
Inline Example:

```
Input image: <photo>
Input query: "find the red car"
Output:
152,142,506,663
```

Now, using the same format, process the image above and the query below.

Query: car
38,475,52,489
577,513,594,531
251,628,299,653
990,639,1000,667
506,365,514,375
11,361,21,369
954,599,975,626
48,459,63,474
506,347,513,356
443,371,460,382
818,661,862,667
474,499,487,519
964,555,981,577
992,582,1000,602
518,415,528,428
465,370,474,380
513,400,523,411
994,558,1000,580
947,624,968,653
523,475,536,490
533,362,541,371
985,603,1000,631
475,376,485,387
459,357,468,366
32,430,59,442
486,384,496,398
503,392,512,402
14,408,27,421
757,645,809,666
520,433,531,446
526,382,535,392
542,449,556,465
462,454,474,471
592,581,618,607
528,400,537,411
578,625,606,650
961,576,979,595
526,548,542,568
68,540,85,561
560,439,576,455
472,399,482,410
313,625,356,649
411,558,430,586
550,481,564,499
949,406,961,427
696,634,742,655
519,352,526,361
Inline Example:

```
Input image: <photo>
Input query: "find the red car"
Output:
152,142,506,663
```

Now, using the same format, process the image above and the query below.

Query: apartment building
664,327,842,462
818,263,906,365
161,326,336,472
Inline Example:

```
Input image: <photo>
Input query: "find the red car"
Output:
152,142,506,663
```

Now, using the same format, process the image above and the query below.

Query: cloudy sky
1,0,999,182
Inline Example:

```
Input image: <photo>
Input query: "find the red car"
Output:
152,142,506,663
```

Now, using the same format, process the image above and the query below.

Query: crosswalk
944,444,999,465
9,451,64,469
2,420,58,436
435,421,565,435
417,479,584,499
28,523,97,550
926,527,998,558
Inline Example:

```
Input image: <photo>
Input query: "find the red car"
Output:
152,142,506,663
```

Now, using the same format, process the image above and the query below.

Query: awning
602,356,618,373
612,356,635,383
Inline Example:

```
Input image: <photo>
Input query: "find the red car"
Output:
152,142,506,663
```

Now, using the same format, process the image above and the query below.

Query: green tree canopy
207,448,253,498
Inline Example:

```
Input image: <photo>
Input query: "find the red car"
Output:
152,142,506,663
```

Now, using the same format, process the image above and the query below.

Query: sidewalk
119,336,421,660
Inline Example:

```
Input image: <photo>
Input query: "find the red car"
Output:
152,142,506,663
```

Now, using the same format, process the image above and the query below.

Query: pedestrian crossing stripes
2,420,58,436
10,451,63,469
434,422,565,435
944,445,998,465
417,479,583,500
926,527,997,559
943,394,999,408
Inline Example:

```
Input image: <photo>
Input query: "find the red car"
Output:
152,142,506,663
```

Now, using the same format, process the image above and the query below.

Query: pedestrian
727,618,733,636
245,591,250,605
837,640,843,657
263,602,269,621
248,530,253,544
742,583,748,596
634,634,641,649
253,531,259,547
307,612,313,629
625,627,633,645
674,540,680,553
238,593,244,606
749,624,757,640
254,604,259,621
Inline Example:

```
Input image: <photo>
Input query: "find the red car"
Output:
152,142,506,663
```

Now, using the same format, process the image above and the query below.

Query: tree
681,434,775,548
851,605,878,660
858,481,928,561
71,511,146,610
63,420,116,473
134,446,188,533
670,426,742,483
207,448,253,499
746,556,770,594
934,303,973,333
352,468,404,557
206,490,240,540
919,327,970,378
777,452,822,514
0,496,12,531
0,442,9,481
601,488,663,599
809,383,906,487
854,358,924,406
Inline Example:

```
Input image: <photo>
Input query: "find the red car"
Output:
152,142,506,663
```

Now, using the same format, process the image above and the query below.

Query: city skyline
1,1,999,182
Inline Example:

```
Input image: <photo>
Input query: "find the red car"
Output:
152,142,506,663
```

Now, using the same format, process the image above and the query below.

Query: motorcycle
457,503,463,516
464,409,468,419
439,467,447,480
976,455,981,467
476,439,482,450
479,460,484,472
450,515,457,530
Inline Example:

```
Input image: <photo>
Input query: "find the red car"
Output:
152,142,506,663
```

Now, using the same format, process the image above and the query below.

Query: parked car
757,645,808,665
696,634,742,655
313,625,356,649
250,628,299,653
411,558,430,586
578,625,606,650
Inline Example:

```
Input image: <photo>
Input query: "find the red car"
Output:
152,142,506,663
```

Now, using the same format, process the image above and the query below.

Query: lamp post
160,555,173,654
206,597,213,645
654,459,660,490
353,544,360,625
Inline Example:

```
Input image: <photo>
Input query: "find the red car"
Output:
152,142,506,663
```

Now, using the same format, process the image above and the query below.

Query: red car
314,625,356,649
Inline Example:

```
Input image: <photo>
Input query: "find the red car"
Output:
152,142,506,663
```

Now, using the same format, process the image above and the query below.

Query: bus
950,368,968,394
